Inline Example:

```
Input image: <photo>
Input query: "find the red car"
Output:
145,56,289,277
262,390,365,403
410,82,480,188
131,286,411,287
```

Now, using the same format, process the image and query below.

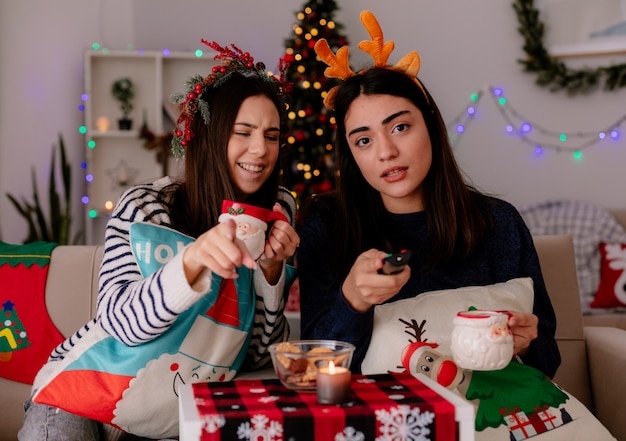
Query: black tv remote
379,249,412,275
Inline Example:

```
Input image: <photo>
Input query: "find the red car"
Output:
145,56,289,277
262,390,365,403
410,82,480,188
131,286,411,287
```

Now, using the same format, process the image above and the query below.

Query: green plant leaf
5,194,38,243
49,143,62,242
5,133,80,244
31,168,50,242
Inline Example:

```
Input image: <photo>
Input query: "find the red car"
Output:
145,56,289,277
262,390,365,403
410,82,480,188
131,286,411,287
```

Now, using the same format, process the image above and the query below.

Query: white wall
2,0,626,243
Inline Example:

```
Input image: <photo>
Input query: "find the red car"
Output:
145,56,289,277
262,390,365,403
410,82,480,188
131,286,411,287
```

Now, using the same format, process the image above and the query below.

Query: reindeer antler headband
314,10,426,110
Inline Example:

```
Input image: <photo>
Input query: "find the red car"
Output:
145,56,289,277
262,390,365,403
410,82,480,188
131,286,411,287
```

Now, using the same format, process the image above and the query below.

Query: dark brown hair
164,73,286,238
301,67,492,282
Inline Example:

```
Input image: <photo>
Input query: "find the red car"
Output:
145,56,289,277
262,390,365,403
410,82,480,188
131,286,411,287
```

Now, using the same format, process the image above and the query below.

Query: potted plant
5,134,83,244
111,77,135,130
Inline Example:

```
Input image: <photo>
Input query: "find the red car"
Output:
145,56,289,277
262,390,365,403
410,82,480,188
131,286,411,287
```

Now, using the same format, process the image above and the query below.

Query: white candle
316,361,351,404
96,116,110,132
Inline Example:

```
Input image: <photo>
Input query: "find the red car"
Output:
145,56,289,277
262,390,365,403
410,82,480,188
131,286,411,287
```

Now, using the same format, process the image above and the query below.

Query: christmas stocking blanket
0,241,64,384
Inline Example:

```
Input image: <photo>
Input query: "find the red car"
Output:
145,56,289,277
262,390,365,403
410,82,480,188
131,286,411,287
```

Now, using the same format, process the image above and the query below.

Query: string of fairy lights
76,46,625,217
448,86,624,159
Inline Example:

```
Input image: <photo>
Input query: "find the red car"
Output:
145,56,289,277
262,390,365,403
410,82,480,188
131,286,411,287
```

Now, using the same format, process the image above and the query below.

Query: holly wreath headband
169,40,291,159
314,10,427,110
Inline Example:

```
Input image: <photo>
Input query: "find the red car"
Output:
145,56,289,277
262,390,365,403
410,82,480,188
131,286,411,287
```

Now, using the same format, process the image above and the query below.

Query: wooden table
179,372,474,441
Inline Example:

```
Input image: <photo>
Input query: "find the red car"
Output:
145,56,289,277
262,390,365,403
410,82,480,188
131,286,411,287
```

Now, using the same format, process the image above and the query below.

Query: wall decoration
447,91,483,148
447,86,624,159
513,0,626,94
105,159,139,190
540,0,626,58
488,86,624,156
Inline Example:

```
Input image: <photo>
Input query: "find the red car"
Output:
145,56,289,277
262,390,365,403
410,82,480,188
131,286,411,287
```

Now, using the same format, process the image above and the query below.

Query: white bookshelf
83,49,218,244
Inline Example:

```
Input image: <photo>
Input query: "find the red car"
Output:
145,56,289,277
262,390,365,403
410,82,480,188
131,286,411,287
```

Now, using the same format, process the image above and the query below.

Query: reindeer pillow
361,278,616,441
591,242,626,309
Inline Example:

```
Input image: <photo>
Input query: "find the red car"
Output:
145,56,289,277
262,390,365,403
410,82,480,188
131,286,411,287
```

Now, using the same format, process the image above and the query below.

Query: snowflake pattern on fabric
237,414,284,440
375,404,435,441
201,414,225,434
335,426,366,441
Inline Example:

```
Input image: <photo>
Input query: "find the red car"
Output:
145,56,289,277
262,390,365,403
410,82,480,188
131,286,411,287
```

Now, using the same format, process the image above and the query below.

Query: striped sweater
49,177,296,372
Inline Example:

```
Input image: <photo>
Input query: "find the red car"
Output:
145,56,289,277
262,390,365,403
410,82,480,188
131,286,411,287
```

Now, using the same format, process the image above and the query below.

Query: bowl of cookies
268,340,355,391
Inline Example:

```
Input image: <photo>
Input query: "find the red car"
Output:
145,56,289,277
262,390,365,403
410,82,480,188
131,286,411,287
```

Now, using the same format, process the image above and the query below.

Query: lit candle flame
328,360,336,374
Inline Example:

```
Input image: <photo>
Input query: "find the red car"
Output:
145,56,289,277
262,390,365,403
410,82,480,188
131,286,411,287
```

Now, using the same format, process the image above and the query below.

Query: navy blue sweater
298,196,560,378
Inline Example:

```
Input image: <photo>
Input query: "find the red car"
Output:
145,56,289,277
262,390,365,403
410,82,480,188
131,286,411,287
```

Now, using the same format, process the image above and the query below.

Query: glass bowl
268,340,355,391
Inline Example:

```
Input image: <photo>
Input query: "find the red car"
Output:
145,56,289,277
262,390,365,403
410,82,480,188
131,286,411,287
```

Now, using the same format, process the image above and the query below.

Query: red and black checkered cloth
191,373,456,441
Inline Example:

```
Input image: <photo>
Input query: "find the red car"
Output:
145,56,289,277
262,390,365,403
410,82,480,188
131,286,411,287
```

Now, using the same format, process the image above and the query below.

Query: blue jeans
18,396,178,440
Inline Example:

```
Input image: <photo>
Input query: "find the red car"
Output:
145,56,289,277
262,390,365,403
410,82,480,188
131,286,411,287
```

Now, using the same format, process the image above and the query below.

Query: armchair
534,234,626,440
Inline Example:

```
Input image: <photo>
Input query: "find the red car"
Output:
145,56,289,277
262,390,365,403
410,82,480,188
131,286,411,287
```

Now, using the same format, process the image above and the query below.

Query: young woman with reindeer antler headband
297,10,560,380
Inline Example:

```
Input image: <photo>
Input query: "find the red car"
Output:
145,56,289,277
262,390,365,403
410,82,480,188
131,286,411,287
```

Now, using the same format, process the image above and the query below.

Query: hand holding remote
379,249,412,275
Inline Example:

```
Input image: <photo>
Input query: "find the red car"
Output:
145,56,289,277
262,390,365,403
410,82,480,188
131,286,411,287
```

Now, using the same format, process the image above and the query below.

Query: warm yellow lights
297,65,305,73
316,128,323,136
96,117,110,132
297,163,313,173
310,28,319,36
286,48,294,55
304,172,312,180
328,21,336,29
303,81,311,89
298,110,306,118
313,169,321,177
294,26,303,35
326,144,333,151
304,7,312,13
313,81,321,89
297,12,304,20
104,200,114,211
305,33,312,40
295,54,303,62
320,19,327,25
287,136,295,144
330,116,336,125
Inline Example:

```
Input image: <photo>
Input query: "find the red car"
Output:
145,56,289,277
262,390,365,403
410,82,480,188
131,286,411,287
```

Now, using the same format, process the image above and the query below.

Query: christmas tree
282,0,349,205
0,300,30,361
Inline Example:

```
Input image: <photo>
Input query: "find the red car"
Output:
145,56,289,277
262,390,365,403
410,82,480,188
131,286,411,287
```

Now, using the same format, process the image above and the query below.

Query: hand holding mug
450,310,514,371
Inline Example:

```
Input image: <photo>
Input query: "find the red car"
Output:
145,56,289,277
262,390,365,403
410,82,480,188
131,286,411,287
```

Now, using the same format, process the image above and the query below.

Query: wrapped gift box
179,373,474,441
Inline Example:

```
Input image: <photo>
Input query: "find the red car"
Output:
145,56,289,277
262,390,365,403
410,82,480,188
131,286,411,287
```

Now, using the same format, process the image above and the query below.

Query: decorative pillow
518,199,626,314
361,278,616,441
590,242,626,309
33,223,297,438
0,241,65,384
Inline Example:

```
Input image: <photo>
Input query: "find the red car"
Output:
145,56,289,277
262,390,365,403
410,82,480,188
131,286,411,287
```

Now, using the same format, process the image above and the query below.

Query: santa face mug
218,200,288,260
450,310,514,371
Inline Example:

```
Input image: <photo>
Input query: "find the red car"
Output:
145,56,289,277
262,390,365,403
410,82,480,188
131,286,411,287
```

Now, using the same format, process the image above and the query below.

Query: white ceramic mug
450,310,513,371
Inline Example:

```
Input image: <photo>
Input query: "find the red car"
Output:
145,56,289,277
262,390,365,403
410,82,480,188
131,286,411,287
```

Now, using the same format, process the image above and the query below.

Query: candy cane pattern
0,327,17,349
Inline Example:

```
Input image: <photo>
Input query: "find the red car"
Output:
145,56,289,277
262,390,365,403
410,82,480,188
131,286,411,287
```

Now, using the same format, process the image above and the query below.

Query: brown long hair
301,67,492,283
164,73,286,238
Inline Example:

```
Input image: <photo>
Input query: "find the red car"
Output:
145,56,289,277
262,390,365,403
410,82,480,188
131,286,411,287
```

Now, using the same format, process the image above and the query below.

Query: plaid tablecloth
187,373,457,441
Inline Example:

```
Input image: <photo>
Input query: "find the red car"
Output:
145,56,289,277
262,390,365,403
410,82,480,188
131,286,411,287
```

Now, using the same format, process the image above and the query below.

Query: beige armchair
533,234,626,440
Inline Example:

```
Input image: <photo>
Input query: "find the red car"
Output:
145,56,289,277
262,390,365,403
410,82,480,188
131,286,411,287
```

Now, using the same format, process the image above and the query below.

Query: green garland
514,0,626,94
